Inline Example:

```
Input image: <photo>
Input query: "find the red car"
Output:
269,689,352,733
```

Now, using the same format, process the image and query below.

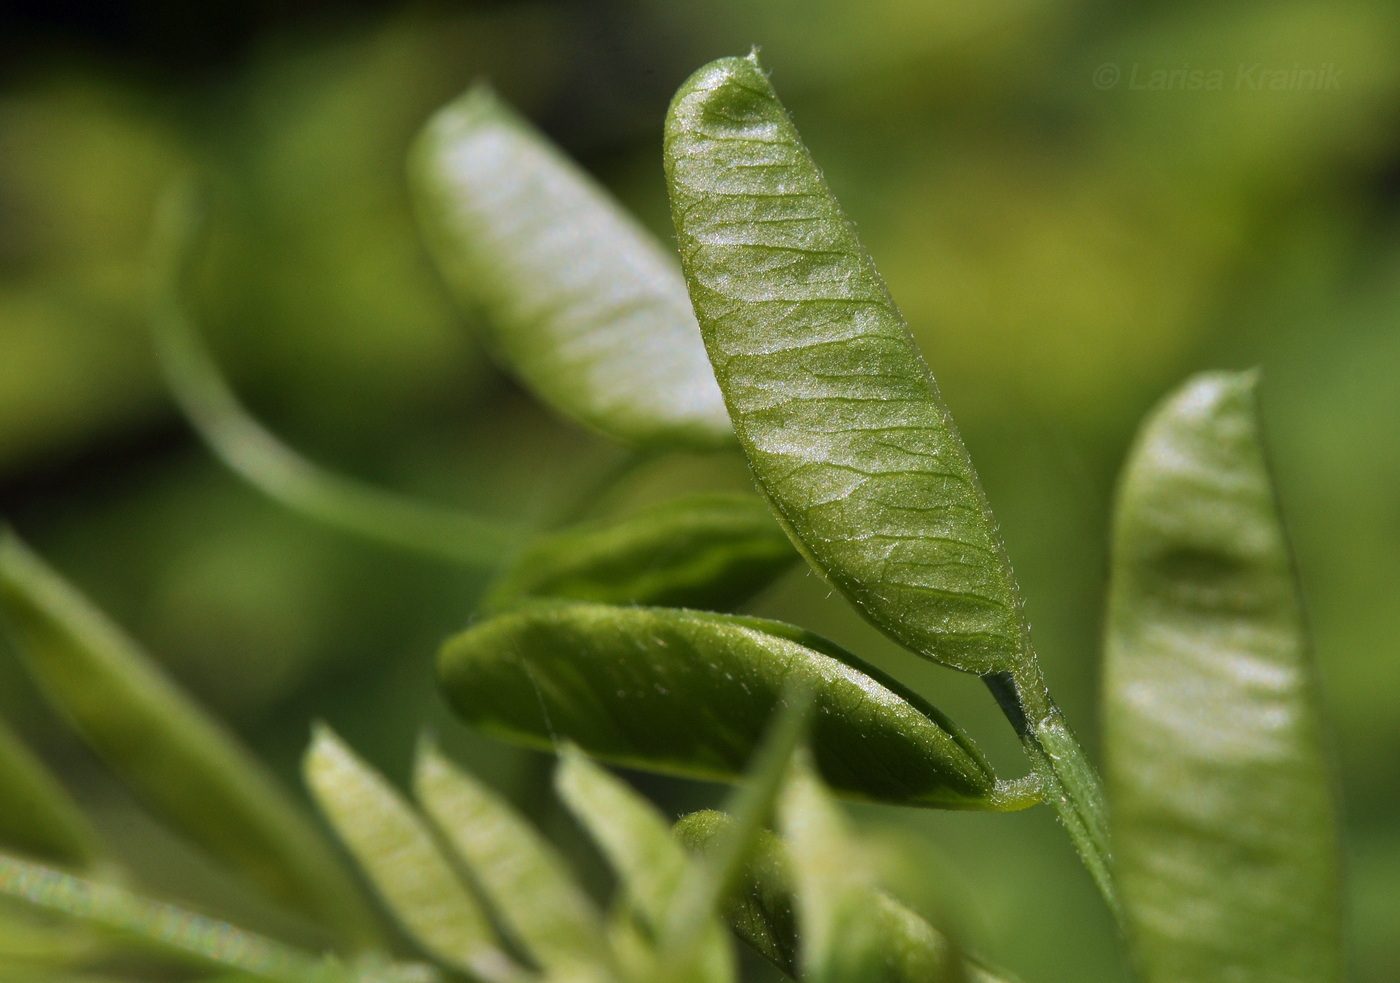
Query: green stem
0,853,334,982
147,183,531,569
984,665,1121,924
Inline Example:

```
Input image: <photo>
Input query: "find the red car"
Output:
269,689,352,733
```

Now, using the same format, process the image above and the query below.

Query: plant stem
0,853,334,982
148,182,531,569
984,664,1121,924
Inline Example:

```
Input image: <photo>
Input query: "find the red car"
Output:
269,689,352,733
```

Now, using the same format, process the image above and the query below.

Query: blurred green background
1,1,1397,980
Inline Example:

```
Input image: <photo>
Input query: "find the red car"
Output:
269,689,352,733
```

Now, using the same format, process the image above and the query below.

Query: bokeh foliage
1,2,1398,982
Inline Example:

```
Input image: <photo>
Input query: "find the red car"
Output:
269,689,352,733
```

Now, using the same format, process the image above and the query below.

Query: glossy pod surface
1104,372,1342,983
439,602,998,808
665,55,1029,677
412,86,731,450
486,494,796,612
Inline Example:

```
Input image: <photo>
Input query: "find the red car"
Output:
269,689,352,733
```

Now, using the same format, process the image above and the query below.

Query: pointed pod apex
302,722,354,780
305,719,332,750
411,735,450,790
1171,368,1261,416
555,740,587,766
464,78,496,102
410,744,470,806
667,53,777,127
412,729,441,760
428,81,506,133
1143,370,1266,470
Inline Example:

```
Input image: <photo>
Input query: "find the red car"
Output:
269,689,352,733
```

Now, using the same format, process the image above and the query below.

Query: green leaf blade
0,852,331,983
664,54,1027,677
683,806,1013,983
665,53,1115,918
0,531,382,952
1104,371,1343,983
676,810,1004,983
672,811,797,978
413,743,611,980
302,727,516,981
553,747,734,983
411,86,731,450
0,715,101,869
779,752,908,983
553,746,690,929
438,602,998,809
486,494,797,612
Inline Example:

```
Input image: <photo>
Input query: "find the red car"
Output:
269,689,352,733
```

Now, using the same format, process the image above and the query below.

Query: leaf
553,747,733,983
0,903,100,968
658,686,811,979
677,810,1014,983
664,54,1113,916
0,530,382,951
553,745,691,929
0,713,101,869
410,85,732,450
779,751,897,983
148,184,526,568
438,602,1000,808
1103,371,1343,983
0,852,335,983
413,742,612,980
663,53,1028,678
302,727,519,981
485,493,797,612
673,811,797,977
